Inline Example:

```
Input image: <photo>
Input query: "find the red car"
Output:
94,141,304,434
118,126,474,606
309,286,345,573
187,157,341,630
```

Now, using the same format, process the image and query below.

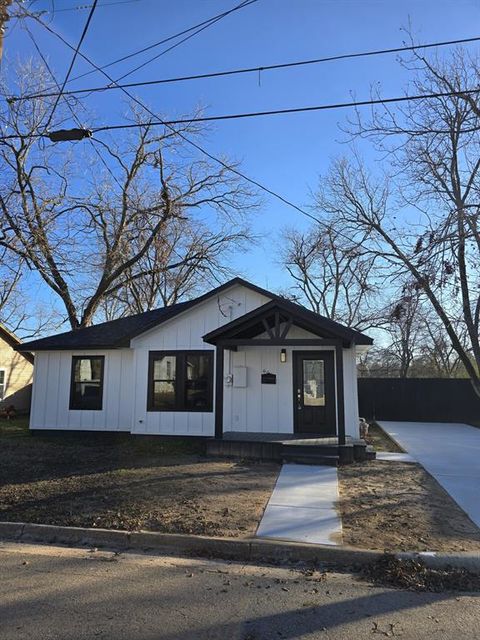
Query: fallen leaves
361,554,480,592
371,621,402,636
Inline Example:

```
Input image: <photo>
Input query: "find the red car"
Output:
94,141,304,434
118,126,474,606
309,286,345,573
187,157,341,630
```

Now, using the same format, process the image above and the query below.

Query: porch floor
208,433,374,465
223,432,353,445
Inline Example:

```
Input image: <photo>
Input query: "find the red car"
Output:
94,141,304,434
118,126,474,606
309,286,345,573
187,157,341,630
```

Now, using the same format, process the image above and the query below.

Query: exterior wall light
280,348,287,363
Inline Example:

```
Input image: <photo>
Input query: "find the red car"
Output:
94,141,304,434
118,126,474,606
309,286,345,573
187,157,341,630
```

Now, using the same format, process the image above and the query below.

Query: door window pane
303,359,325,406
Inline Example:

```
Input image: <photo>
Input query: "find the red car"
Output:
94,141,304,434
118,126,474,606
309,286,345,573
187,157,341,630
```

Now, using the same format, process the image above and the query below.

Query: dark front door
293,351,336,435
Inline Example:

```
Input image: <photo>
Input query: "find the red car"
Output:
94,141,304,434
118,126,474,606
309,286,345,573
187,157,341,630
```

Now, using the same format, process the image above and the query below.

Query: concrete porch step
205,436,375,465
281,452,339,467
281,443,340,457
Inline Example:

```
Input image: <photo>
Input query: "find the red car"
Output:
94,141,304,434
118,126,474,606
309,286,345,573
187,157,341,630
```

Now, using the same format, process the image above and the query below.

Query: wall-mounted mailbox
261,372,276,384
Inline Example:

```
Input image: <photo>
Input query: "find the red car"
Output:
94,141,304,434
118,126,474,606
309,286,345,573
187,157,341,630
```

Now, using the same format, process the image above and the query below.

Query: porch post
335,343,346,446
214,343,224,438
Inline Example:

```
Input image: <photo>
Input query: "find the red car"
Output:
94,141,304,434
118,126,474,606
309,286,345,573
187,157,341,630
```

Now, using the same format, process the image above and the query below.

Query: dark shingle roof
0,324,34,363
16,303,191,352
16,279,266,352
16,277,373,352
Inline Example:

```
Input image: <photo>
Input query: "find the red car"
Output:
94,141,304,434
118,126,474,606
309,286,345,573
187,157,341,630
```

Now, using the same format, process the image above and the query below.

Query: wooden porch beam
280,316,293,339
261,317,275,339
335,343,346,446
274,311,281,338
214,345,224,439
217,338,344,347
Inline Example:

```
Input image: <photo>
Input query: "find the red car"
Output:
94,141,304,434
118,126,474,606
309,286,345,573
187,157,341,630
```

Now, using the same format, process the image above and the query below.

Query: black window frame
69,355,105,411
147,350,214,412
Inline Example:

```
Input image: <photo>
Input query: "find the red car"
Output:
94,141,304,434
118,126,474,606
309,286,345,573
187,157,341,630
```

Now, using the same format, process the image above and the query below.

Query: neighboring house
0,324,34,413
17,278,373,441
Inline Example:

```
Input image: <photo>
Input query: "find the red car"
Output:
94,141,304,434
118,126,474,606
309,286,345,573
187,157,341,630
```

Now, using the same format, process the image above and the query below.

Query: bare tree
101,217,252,316
280,223,381,330
0,248,56,337
314,46,480,392
416,311,467,378
0,62,257,329
377,282,423,378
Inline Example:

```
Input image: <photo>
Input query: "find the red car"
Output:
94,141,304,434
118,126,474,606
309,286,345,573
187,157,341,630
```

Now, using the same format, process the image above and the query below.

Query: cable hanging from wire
5,85,480,142
11,6,477,236
42,0,98,132
12,33,480,103
23,22,124,190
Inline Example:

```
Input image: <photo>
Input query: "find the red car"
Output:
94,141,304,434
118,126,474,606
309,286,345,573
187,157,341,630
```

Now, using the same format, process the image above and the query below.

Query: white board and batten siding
29,284,271,434
130,284,271,436
30,349,133,431
223,324,360,439
28,282,362,438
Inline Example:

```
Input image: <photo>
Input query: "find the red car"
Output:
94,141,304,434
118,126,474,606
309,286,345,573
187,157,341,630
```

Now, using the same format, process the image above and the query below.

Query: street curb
1,521,480,571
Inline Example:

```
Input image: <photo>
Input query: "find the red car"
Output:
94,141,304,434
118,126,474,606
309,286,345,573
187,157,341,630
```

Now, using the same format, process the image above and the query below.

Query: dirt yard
339,460,480,552
0,421,279,537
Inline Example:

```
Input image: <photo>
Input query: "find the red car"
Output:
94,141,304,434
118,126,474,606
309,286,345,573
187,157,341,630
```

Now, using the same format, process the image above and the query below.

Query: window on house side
69,356,105,410
148,351,214,412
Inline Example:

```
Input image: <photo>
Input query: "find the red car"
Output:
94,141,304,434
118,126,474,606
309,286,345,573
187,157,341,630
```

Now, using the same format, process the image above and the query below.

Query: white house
17,278,372,442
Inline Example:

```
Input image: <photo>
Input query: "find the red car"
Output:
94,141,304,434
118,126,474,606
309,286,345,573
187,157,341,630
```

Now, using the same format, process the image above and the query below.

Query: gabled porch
202,299,372,457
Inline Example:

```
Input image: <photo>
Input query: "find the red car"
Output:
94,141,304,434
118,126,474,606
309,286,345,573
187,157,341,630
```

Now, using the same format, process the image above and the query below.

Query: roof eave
14,342,131,353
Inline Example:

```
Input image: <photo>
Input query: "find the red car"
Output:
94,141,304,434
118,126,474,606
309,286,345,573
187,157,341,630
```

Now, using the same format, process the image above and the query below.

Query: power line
23,21,124,191
111,0,257,86
56,0,258,87
4,86,480,141
15,7,479,236
71,0,256,105
13,34,480,103
43,0,98,131
44,0,141,12
13,6,325,228
88,87,480,130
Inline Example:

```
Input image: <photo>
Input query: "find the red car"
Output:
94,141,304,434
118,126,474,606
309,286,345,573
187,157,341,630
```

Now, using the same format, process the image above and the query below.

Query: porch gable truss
202,299,356,348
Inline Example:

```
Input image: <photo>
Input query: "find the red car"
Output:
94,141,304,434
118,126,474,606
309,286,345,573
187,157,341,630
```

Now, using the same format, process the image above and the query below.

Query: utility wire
23,21,124,191
15,7,480,233
72,0,257,105
13,33,480,103
43,0,98,131
13,6,324,227
111,0,257,86
45,0,141,12
92,87,480,130
55,0,257,87
4,86,480,140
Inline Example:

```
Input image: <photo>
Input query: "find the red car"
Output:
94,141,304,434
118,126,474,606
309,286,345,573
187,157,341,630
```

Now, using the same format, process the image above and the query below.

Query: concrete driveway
379,421,480,529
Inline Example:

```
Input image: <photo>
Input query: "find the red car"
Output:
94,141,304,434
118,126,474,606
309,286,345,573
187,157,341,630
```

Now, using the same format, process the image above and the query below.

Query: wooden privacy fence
358,378,480,423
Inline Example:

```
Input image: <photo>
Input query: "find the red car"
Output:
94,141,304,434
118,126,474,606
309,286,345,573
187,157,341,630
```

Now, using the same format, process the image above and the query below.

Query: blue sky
4,0,480,303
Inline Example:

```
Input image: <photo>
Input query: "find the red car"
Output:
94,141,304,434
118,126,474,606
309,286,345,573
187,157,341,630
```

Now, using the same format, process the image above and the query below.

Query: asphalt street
0,542,479,639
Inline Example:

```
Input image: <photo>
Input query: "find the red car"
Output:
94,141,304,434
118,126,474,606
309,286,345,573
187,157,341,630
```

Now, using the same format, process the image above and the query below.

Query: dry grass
338,461,480,552
0,420,279,537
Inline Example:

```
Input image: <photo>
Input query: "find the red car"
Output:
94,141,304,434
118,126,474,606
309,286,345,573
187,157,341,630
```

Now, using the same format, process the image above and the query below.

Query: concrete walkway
256,464,342,545
379,421,480,528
